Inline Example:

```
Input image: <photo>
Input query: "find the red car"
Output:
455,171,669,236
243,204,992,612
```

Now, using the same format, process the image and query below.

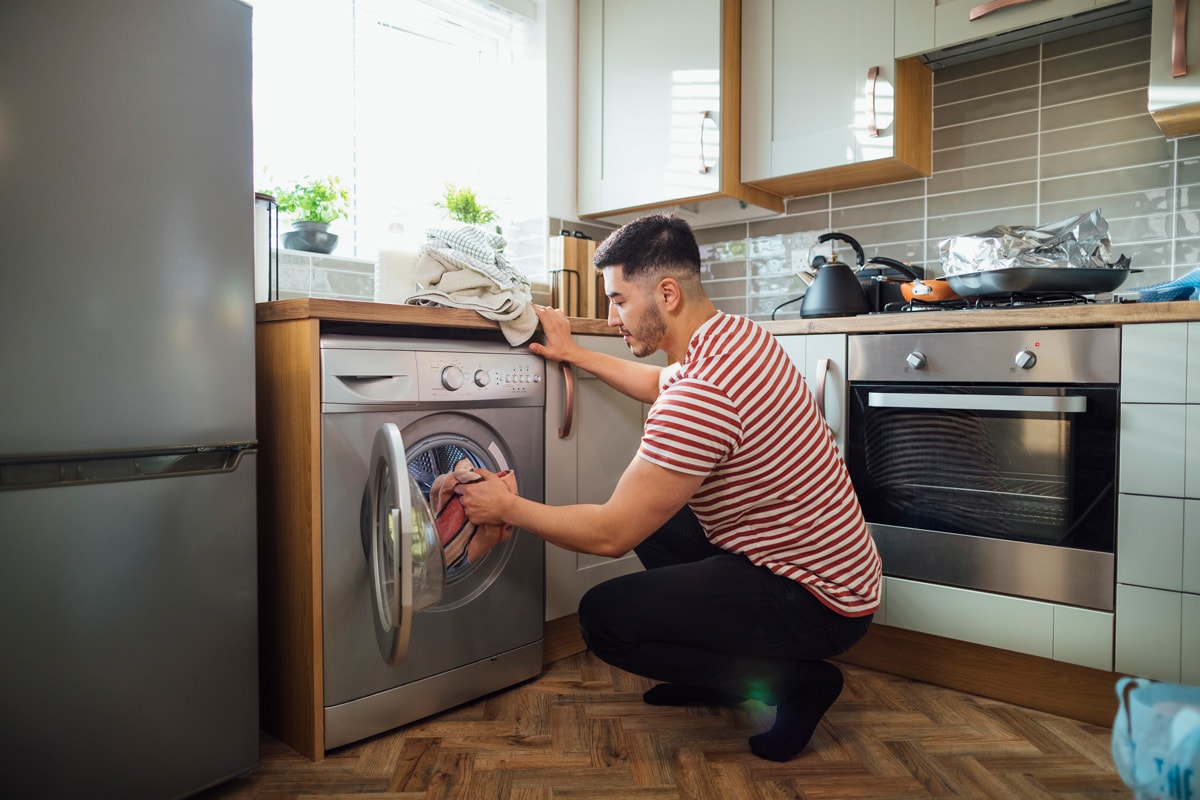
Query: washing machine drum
365,423,445,666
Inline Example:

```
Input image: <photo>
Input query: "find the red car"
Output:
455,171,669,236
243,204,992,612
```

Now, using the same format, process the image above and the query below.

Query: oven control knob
1015,349,1037,370
905,351,927,370
473,369,490,387
440,365,465,391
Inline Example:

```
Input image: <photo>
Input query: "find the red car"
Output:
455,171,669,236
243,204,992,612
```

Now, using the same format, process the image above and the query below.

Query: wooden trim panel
256,318,325,761
835,624,1120,727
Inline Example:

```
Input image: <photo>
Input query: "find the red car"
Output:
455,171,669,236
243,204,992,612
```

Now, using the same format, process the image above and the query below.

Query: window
251,0,547,275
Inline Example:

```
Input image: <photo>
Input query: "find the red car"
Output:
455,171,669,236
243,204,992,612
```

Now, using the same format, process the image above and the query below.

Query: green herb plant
272,175,350,225
435,184,499,227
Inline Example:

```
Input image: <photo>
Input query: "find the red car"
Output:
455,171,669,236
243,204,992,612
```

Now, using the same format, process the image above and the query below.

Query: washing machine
319,334,545,750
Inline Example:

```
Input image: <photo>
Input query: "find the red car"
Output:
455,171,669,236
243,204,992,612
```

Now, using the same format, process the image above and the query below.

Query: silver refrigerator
0,1,260,798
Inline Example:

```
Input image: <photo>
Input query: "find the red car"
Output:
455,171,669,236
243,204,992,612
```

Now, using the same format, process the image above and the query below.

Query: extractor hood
919,0,1152,70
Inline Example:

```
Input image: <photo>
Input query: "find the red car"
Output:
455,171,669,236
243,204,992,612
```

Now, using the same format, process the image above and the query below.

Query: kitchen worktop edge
256,298,1200,336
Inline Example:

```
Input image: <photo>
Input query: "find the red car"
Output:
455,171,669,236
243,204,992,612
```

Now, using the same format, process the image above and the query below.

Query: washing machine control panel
418,351,545,403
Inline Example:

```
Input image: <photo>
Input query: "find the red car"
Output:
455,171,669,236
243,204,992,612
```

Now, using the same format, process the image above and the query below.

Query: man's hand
529,304,580,364
453,468,515,527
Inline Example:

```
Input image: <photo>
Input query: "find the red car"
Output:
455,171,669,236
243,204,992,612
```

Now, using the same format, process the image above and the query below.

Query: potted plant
435,183,499,232
271,174,350,254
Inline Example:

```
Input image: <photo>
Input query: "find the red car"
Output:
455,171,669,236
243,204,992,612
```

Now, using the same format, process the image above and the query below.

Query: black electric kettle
800,232,870,319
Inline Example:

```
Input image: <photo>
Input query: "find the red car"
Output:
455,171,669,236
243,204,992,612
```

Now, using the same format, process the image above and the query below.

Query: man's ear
658,276,682,310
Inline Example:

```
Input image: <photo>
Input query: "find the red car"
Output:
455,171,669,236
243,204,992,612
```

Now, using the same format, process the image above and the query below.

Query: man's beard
625,303,667,358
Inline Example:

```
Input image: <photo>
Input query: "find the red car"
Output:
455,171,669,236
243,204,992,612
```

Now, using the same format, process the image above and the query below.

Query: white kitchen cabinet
577,0,784,227
543,335,665,620
895,0,1129,59
741,0,931,199
1115,321,1200,680
1150,0,1200,137
776,333,849,453
882,577,1113,670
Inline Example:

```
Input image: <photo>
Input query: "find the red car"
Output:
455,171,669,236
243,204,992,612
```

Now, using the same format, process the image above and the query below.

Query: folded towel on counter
407,225,538,345
429,459,517,569
1137,267,1200,302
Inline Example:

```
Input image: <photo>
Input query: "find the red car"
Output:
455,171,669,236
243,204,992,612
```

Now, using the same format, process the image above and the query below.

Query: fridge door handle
0,442,256,491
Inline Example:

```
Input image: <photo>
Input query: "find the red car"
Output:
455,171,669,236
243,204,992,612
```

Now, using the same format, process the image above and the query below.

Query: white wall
545,0,578,221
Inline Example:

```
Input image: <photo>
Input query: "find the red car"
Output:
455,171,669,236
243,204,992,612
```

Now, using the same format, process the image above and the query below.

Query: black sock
749,661,844,762
642,683,747,707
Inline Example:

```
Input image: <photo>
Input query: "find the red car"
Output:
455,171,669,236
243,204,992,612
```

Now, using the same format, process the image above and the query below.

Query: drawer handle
814,357,830,420
558,362,575,439
866,66,880,137
698,110,714,174
969,0,1040,22
1174,0,1189,78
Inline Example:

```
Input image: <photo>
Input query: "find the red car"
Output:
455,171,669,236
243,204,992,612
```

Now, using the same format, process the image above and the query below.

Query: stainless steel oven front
846,327,1120,611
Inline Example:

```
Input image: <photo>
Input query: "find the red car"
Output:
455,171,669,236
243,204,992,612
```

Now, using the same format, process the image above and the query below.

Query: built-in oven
846,327,1120,611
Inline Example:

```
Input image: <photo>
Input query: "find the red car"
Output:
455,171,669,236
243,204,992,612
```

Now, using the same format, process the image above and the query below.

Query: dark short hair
593,213,701,280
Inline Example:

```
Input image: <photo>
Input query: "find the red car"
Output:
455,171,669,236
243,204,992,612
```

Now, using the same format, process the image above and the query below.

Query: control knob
1015,349,1037,369
905,351,927,370
440,365,465,391
474,369,490,387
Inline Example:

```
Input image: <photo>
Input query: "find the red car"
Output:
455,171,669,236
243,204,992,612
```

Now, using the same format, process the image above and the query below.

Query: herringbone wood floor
197,652,1129,799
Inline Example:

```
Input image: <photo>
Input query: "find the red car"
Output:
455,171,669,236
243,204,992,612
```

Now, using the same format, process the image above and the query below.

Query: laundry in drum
429,458,518,568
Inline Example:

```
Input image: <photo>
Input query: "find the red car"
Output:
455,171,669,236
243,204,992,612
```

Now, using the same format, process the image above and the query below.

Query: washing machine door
366,422,445,666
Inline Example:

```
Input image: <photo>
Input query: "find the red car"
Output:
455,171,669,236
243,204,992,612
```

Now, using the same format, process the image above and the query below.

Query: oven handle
867,392,1087,413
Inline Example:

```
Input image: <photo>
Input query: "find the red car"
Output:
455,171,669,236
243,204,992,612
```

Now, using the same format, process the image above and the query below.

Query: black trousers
577,506,873,704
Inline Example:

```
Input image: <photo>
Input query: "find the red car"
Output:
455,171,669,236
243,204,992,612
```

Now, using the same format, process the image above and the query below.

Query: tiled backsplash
276,249,375,301
687,18,1200,322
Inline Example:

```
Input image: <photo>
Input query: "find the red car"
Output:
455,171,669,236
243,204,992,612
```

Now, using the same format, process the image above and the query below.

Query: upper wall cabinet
741,0,932,199
577,0,785,227
895,0,1133,58
1149,0,1200,137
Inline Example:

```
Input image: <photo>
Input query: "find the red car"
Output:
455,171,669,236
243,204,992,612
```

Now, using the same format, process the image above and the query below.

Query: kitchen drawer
1117,493,1185,592
1184,591,1200,684
1115,582,1183,681
1121,322,1189,404
1120,403,1187,497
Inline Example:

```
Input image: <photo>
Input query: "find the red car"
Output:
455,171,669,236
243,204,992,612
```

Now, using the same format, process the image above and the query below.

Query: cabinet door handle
1174,0,1189,78
968,0,1040,22
698,110,714,174
866,66,881,137
558,361,575,439
814,357,830,420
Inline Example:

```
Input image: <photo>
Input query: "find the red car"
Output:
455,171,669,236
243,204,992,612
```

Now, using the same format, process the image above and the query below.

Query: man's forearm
501,493,641,559
566,345,662,404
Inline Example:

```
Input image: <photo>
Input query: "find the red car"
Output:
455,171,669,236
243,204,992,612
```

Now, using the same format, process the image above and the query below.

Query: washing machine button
473,369,490,387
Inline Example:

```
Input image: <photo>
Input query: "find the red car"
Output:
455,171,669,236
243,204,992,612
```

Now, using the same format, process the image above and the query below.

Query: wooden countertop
256,297,1200,336
255,298,614,335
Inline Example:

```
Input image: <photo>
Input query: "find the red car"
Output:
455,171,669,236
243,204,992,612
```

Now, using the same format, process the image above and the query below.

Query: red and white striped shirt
638,312,881,616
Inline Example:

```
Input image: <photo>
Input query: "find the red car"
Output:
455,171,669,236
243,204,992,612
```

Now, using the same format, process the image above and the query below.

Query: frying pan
867,256,961,303
945,266,1134,297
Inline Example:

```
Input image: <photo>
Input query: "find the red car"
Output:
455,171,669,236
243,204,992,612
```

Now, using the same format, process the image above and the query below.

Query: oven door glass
847,383,1117,552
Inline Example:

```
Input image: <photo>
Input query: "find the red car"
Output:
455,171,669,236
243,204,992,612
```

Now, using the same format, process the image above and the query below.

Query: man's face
602,265,666,358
